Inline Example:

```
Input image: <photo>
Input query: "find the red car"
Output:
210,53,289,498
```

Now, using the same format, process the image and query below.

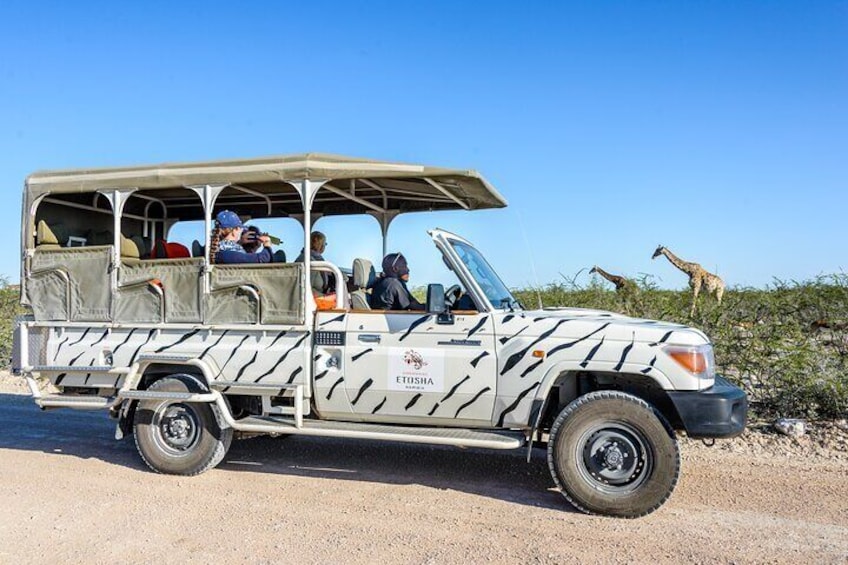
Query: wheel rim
575,422,652,494
151,403,201,455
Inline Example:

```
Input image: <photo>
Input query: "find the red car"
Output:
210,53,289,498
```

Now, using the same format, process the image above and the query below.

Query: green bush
0,280,27,370
514,274,848,420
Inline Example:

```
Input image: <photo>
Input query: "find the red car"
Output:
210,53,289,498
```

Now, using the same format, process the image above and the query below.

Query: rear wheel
133,375,232,475
547,390,679,518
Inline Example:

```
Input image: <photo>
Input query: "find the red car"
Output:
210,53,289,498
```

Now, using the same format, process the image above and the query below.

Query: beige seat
350,258,375,310
35,220,62,250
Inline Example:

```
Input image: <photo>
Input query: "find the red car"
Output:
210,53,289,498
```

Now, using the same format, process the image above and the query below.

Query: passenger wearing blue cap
210,210,272,264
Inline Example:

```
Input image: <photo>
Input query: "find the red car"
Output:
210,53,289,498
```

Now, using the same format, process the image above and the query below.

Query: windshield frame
430,229,519,313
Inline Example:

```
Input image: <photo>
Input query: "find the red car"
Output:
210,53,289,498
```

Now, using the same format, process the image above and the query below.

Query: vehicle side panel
493,311,703,428
35,325,311,394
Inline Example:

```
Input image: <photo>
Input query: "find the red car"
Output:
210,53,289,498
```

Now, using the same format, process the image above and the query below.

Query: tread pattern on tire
546,390,680,518
133,375,233,476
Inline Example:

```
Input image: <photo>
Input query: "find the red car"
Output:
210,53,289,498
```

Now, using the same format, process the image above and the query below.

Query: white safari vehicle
12,154,746,518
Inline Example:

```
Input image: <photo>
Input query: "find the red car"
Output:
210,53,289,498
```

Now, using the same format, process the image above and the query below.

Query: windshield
450,240,518,309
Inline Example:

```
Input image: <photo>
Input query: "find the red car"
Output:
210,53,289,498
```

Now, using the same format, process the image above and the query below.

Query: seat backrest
152,239,191,259
191,240,204,258
121,234,140,259
28,246,113,321
131,235,148,258
350,258,375,310
35,220,63,250
207,263,305,325
352,258,375,289
118,257,203,323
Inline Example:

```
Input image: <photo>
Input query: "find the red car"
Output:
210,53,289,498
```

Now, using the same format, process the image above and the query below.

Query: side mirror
426,283,455,325
426,283,445,314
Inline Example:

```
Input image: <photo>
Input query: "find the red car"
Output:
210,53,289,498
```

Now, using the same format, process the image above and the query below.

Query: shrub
514,274,848,420
0,280,27,370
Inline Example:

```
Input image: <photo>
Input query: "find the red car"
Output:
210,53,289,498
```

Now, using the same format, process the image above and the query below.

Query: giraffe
652,245,725,315
589,265,633,292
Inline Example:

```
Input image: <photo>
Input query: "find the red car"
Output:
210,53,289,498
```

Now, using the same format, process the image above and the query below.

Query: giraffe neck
662,248,696,275
595,267,620,283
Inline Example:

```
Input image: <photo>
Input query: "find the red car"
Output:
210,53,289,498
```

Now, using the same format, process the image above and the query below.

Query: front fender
531,360,675,411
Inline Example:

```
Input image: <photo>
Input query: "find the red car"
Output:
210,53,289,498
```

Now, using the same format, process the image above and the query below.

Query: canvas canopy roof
25,153,507,220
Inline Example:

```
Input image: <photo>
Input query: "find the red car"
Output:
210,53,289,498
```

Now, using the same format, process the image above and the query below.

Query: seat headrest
120,235,140,259
352,258,376,289
36,220,59,245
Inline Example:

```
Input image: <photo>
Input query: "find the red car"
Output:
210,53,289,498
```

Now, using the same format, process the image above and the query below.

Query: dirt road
0,383,846,564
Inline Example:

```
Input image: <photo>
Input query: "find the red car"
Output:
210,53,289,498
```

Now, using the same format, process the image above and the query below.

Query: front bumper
667,376,747,438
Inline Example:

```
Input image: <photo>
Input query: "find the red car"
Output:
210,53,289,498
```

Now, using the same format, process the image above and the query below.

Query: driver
370,252,425,311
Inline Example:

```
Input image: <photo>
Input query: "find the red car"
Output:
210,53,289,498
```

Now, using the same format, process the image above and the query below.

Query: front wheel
133,375,232,475
547,390,680,518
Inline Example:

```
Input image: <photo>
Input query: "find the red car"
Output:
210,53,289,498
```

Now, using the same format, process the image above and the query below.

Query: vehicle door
340,308,497,426
344,304,496,426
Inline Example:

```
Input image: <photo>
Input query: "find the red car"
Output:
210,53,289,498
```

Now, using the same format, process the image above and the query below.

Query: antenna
515,209,543,310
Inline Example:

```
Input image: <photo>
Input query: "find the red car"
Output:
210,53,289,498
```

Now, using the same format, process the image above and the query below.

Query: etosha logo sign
403,349,428,370
389,347,444,393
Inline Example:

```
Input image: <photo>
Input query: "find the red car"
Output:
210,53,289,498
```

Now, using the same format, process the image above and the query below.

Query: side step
38,395,115,409
36,390,218,409
232,416,525,450
29,366,128,374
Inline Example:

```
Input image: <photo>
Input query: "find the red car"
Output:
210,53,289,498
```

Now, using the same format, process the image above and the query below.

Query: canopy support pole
187,184,228,294
367,210,400,260
295,179,327,317
99,188,137,293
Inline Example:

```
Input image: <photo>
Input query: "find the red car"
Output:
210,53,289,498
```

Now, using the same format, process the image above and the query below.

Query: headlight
664,344,715,379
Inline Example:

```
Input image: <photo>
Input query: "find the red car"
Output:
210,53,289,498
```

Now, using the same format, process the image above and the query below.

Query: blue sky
1,1,845,290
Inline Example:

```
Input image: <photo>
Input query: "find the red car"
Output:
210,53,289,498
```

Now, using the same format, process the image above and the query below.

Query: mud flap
525,398,545,462
114,400,136,440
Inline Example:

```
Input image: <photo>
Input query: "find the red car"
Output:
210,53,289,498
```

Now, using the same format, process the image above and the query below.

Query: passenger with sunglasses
295,231,332,295
369,252,425,311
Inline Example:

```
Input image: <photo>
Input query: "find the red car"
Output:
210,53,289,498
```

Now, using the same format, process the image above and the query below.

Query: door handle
437,339,482,346
358,334,381,343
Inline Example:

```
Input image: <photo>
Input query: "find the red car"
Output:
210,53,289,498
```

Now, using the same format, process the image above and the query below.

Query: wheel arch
528,361,681,436
115,361,215,440
136,360,214,391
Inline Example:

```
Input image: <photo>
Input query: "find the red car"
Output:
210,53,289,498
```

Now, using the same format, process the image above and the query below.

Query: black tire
547,390,680,518
133,375,233,476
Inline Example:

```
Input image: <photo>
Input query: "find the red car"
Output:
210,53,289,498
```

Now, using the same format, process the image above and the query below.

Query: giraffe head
652,245,665,259
589,266,598,274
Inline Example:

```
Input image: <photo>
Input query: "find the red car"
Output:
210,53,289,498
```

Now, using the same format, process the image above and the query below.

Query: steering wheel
444,284,462,307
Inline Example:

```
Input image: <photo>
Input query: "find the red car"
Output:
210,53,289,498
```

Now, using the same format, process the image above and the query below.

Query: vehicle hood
497,307,710,346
